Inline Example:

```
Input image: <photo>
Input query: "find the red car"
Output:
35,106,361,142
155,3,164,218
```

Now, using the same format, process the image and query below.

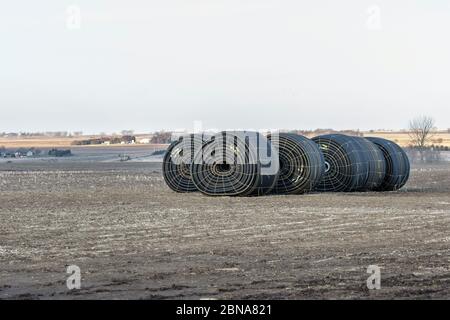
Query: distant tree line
72,135,136,145
150,131,172,144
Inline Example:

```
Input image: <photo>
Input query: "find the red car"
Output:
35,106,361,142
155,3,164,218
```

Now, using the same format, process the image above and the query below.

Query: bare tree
408,116,436,162
121,130,134,136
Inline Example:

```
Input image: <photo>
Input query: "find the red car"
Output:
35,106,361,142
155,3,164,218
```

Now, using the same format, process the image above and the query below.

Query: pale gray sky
1,0,449,133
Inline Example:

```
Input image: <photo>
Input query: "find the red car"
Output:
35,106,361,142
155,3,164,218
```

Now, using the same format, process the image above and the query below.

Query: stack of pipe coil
162,132,410,196
162,133,210,192
268,133,325,194
366,137,410,191
190,131,278,196
312,134,387,192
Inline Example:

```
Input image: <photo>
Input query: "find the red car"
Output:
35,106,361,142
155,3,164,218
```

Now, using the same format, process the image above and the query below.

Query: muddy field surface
0,160,449,299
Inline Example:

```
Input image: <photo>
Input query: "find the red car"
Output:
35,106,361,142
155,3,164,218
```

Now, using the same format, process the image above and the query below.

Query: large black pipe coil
312,134,387,192
350,136,387,191
366,137,410,191
268,133,325,194
190,131,279,196
162,134,210,192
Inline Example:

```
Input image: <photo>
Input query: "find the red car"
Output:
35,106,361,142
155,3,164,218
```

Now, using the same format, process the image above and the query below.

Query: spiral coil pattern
162,134,209,192
268,133,324,194
190,131,278,196
312,134,388,192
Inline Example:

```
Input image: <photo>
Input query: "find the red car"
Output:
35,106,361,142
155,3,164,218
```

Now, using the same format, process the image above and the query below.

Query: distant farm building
139,138,151,144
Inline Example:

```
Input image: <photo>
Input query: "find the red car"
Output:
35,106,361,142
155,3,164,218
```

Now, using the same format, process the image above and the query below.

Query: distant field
0,135,158,149
1,132,449,148
0,137,77,148
361,132,450,148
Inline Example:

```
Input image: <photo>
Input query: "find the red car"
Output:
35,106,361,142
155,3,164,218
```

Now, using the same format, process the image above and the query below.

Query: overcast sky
1,0,450,134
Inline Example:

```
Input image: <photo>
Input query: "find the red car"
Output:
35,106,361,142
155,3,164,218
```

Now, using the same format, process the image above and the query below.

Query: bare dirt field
0,153,449,299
